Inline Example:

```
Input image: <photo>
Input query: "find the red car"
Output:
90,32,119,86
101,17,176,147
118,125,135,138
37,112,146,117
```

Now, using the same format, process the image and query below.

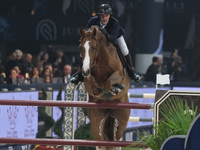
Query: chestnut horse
79,25,131,150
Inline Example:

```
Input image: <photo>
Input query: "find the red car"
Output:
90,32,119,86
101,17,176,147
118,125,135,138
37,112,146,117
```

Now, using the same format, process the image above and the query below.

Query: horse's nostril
82,70,90,77
87,70,90,75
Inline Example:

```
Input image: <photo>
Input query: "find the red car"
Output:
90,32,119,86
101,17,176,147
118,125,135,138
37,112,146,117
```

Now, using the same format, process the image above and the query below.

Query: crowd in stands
0,46,192,85
144,48,189,83
0,46,79,85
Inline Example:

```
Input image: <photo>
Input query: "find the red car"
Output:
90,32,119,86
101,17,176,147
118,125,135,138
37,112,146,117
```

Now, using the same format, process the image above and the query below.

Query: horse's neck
97,43,110,61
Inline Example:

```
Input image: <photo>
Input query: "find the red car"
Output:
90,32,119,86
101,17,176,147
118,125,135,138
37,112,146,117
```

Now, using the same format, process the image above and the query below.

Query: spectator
145,56,162,83
13,66,24,79
168,49,187,82
31,67,44,84
31,67,40,79
63,64,71,83
34,51,49,75
7,68,18,84
21,53,33,77
52,67,63,83
43,62,53,76
54,48,70,68
52,55,62,70
4,53,16,78
5,49,23,78
53,67,63,78
0,64,5,84
41,67,52,79
44,75,52,83
13,49,23,71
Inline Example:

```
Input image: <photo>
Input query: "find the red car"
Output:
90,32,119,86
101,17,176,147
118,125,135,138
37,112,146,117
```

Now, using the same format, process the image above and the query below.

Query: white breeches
115,36,129,56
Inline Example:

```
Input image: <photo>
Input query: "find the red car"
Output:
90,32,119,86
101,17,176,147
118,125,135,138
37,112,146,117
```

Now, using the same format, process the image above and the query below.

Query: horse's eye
92,46,96,50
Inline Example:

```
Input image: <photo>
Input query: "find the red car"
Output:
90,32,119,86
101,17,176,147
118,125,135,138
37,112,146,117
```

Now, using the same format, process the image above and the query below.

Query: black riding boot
125,53,144,83
69,70,84,85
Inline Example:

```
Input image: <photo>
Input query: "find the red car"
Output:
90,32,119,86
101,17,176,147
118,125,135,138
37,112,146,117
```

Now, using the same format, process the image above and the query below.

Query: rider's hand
100,27,108,35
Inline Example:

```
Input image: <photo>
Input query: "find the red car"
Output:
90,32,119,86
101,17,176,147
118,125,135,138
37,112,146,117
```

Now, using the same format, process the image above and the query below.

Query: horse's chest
91,65,112,80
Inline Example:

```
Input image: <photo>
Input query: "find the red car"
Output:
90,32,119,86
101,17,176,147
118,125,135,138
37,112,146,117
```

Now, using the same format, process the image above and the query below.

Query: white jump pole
128,93,155,99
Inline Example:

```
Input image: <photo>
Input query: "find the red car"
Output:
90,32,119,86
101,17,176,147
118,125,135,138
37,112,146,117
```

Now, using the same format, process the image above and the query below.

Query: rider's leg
69,64,84,85
115,36,143,83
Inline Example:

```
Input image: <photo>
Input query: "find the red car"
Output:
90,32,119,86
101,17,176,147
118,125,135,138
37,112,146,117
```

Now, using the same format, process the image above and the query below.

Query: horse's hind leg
88,107,107,150
104,118,122,150
115,109,130,141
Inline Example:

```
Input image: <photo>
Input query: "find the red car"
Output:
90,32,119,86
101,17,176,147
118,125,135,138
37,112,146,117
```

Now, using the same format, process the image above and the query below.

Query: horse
79,25,131,150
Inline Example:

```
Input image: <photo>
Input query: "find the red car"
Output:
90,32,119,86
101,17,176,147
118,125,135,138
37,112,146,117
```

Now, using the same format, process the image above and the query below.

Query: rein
90,46,98,69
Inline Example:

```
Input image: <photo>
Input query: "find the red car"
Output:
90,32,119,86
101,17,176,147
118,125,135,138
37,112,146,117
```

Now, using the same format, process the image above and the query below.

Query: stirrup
134,75,144,83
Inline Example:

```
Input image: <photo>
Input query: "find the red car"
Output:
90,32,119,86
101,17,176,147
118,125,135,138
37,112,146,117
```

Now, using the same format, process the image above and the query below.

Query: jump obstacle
0,99,154,109
0,83,155,149
128,93,155,99
0,138,145,148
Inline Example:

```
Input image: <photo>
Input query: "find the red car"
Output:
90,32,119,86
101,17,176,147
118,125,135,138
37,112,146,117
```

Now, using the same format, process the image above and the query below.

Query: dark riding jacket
85,16,125,43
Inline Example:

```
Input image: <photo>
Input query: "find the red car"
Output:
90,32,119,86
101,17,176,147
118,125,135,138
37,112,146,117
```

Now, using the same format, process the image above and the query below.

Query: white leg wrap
99,118,106,139
114,118,119,140
115,36,129,56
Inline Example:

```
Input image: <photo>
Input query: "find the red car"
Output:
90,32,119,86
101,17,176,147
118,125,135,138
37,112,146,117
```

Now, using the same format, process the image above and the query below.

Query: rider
70,4,144,85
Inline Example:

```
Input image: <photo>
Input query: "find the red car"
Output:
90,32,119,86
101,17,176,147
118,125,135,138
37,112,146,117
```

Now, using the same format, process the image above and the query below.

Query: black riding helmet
96,4,113,15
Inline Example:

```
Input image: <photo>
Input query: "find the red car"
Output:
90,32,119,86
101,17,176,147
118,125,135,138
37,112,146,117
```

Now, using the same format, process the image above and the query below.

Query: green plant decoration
74,107,94,150
130,97,198,150
36,87,55,138
53,86,64,138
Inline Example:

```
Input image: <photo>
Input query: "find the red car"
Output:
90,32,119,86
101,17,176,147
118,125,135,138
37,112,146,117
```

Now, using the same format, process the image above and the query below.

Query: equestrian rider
70,4,144,85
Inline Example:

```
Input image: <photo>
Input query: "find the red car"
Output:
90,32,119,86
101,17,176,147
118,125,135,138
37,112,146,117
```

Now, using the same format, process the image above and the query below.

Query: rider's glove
99,27,111,40
100,27,109,36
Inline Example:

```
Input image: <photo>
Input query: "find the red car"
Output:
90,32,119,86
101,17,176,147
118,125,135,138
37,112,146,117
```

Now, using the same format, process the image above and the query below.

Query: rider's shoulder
109,16,120,25
110,16,119,22
89,16,99,21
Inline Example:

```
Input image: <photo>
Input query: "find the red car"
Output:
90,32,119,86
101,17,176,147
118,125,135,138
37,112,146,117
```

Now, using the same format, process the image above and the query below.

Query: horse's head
79,26,100,77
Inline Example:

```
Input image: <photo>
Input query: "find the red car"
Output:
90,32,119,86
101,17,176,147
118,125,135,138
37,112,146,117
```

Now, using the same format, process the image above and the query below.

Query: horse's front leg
105,71,125,95
84,75,103,97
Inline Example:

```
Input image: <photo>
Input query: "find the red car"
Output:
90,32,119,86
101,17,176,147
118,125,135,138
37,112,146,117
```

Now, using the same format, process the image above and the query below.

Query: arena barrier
0,138,145,148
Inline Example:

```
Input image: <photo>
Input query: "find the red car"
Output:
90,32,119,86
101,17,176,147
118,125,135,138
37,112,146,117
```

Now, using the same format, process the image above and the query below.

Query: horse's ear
80,27,84,36
93,28,97,37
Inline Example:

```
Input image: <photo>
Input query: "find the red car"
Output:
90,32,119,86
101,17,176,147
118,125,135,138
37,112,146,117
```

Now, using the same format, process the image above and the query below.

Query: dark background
0,0,199,72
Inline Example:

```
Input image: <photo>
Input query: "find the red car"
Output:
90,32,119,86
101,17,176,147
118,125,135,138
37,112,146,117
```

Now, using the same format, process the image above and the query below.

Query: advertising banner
0,92,38,138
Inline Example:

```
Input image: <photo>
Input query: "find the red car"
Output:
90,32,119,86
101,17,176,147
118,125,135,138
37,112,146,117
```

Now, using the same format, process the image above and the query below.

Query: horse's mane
81,25,107,42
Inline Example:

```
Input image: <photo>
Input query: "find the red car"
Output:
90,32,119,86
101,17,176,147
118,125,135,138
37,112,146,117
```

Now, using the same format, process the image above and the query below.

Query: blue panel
185,114,200,150
161,135,186,150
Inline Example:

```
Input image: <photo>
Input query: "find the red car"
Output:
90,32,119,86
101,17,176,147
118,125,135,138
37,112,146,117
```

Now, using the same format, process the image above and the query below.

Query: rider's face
99,14,110,25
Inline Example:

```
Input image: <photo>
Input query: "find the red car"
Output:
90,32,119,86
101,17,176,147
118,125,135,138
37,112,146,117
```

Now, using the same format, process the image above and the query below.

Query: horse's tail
103,115,116,141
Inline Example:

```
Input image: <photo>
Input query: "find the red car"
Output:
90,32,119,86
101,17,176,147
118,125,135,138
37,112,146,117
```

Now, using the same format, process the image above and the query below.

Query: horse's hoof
111,87,121,95
111,84,125,95
113,84,126,90
93,88,103,97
